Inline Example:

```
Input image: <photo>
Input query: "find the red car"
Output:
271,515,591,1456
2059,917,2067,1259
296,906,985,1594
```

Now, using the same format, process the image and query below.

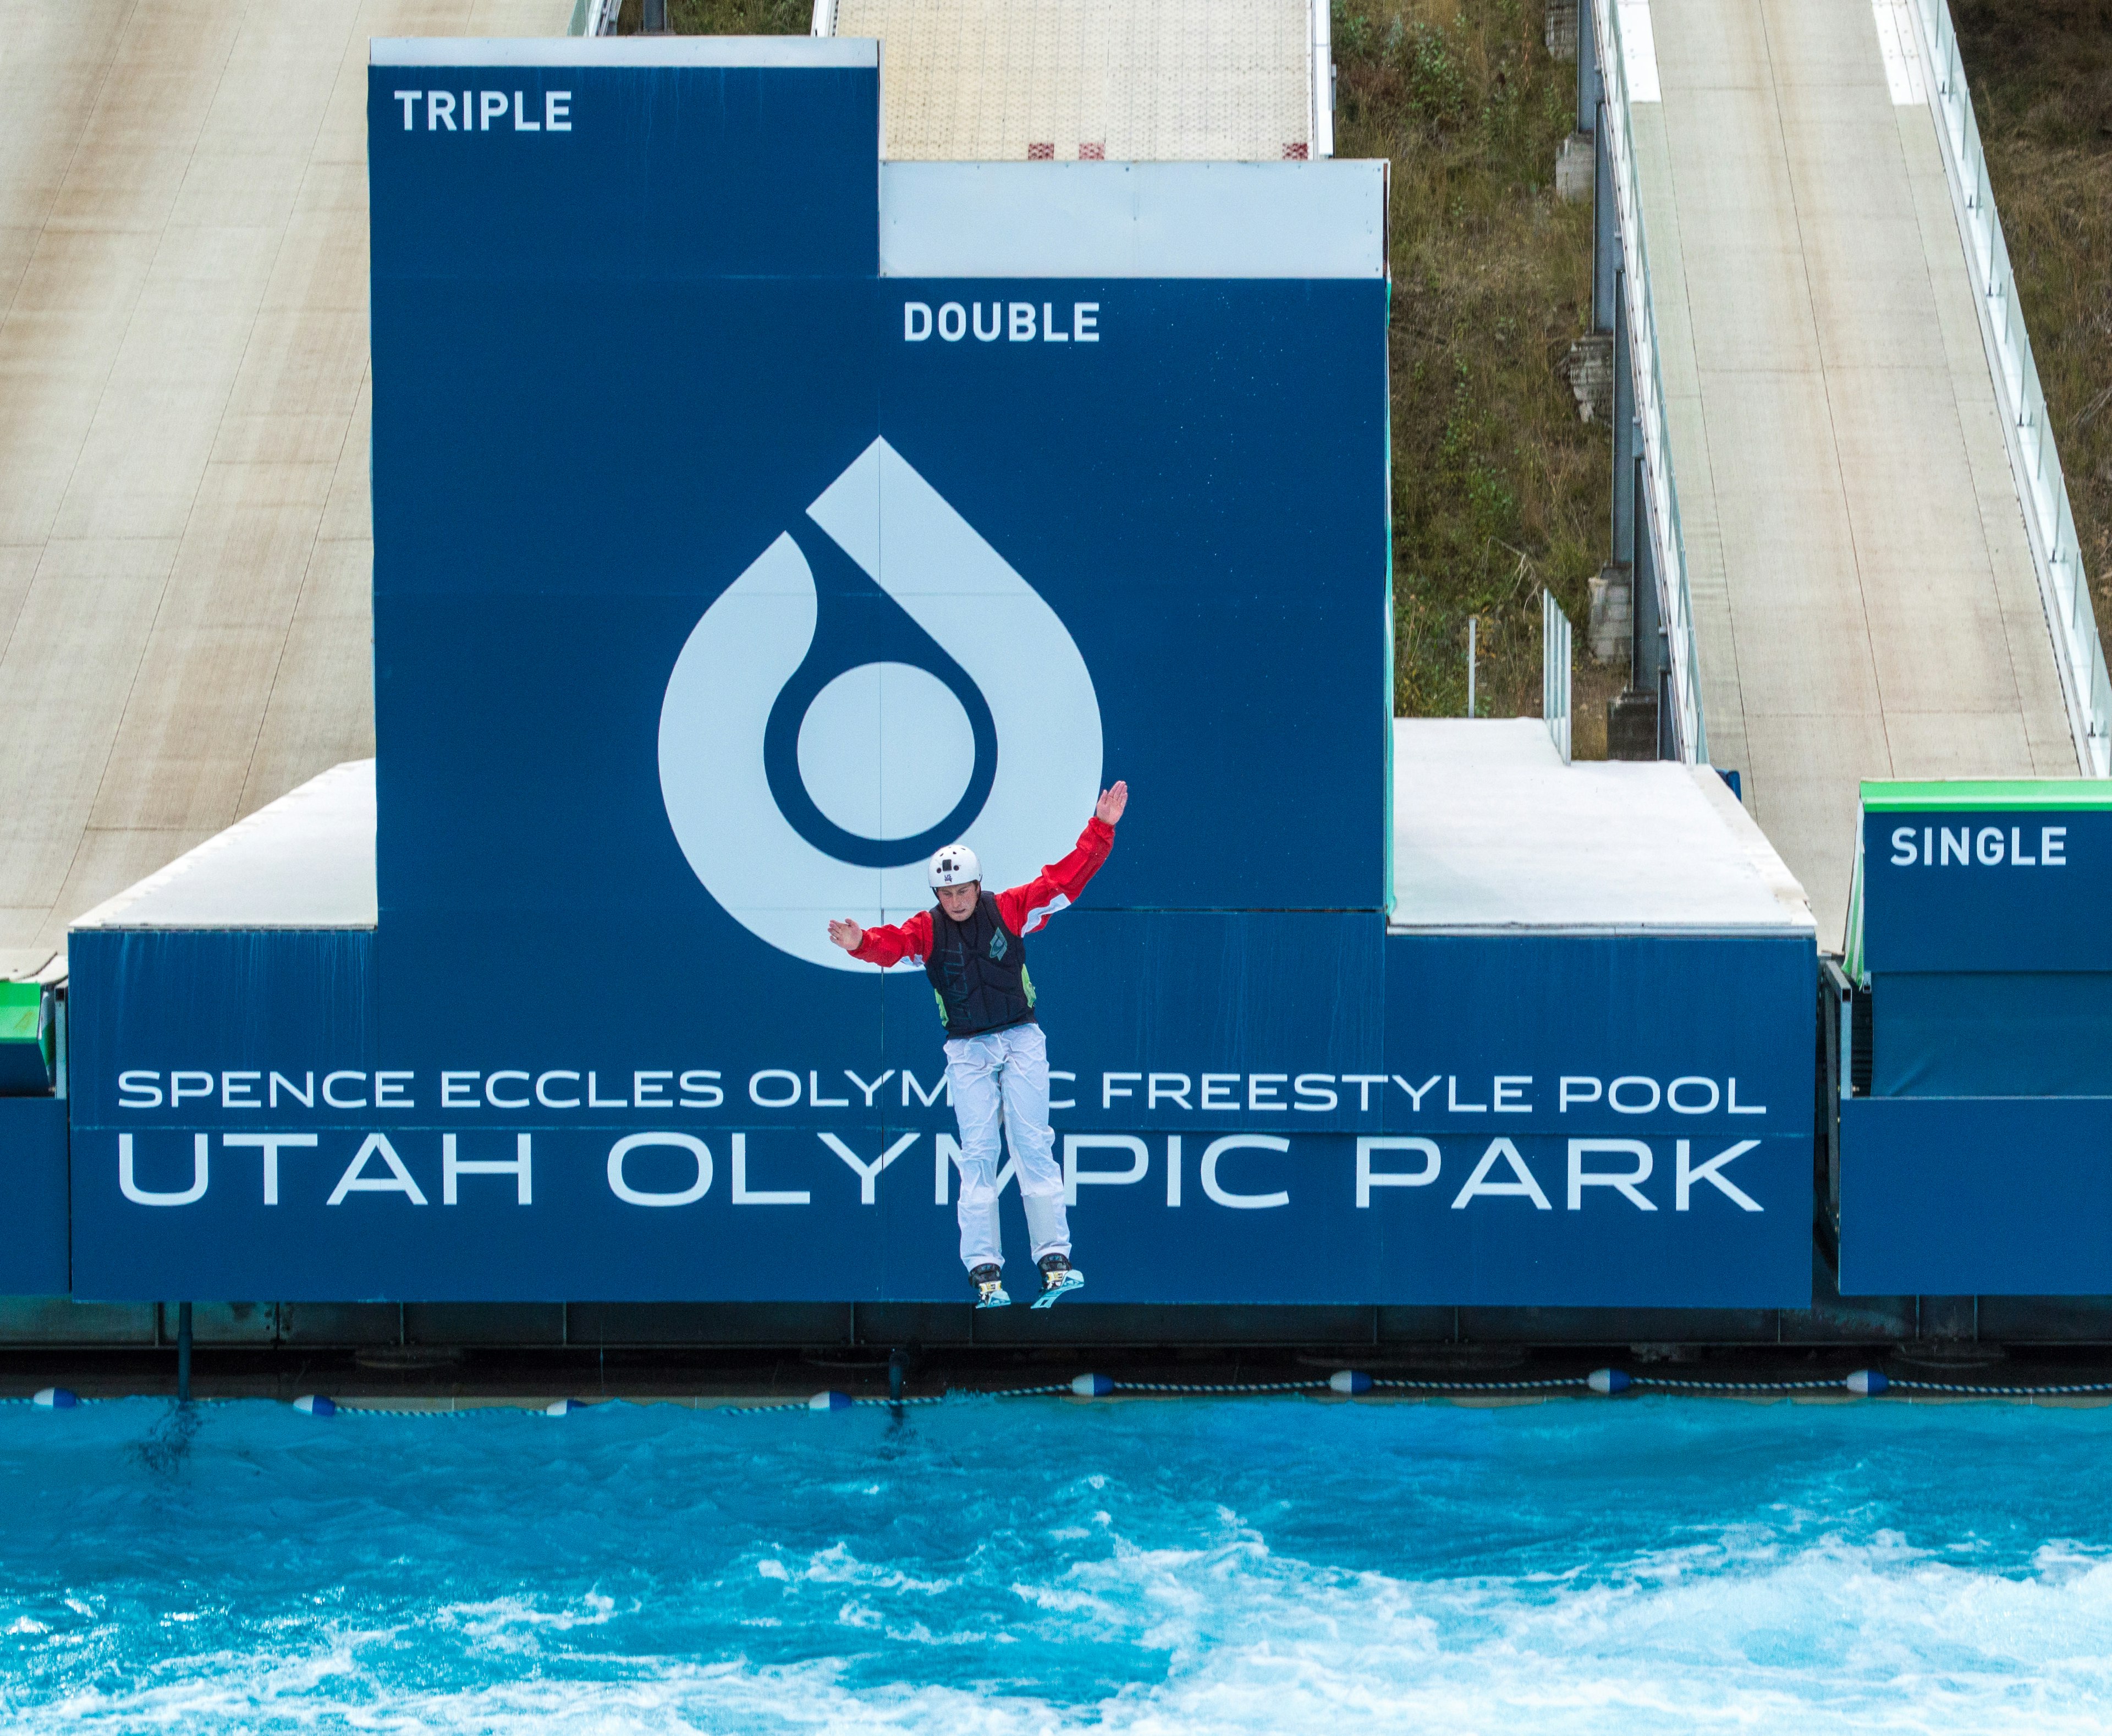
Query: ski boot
1031,1254,1085,1309
970,1263,1011,1309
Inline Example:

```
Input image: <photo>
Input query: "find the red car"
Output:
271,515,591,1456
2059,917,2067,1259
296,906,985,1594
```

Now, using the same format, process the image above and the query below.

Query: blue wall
1861,804,2112,1096
50,48,1815,1310
1862,807,2112,975
1843,800,2112,1290
0,1096,67,1296
1841,1095,2112,1295
68,927,1813,1305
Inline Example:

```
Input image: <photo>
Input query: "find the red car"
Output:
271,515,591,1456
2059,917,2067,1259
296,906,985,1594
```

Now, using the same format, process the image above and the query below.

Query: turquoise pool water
3,1393,2110,1731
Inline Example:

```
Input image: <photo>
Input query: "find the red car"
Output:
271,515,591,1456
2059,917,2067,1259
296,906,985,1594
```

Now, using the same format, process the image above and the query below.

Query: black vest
925,893,1036,1037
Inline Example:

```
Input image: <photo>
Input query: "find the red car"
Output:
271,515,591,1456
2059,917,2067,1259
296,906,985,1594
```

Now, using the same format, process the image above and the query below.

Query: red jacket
850,817,1115,968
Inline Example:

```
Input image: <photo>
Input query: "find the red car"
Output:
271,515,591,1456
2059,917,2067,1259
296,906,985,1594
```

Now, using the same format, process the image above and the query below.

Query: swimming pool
3,1393,2109,1732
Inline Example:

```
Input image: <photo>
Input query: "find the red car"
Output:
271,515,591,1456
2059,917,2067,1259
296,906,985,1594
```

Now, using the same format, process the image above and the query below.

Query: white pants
945,1021,1070,1272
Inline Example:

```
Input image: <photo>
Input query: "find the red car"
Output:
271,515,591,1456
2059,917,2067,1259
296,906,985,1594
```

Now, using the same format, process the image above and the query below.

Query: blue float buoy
1587,1368,1632,1394
544,1397,581,1416
1845,1369,1887,1396
807,1390,851,1411
292,1393,337,1416
1070,1373,1114,1397
31,1387,76,1409
1328,1369,1373,1394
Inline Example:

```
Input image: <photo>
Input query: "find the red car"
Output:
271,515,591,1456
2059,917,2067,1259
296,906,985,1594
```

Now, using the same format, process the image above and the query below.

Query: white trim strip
881,162,1387,279
371,37,877,68
1871,0,1927,104
1310,0,1335,160
1615,0,1660,102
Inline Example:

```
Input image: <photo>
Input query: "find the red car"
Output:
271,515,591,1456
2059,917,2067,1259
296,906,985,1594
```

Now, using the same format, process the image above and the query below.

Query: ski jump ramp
1605,0,2103,944
0,0,569,981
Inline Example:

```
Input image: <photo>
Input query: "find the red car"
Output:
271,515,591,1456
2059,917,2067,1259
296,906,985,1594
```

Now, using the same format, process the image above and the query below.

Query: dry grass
658,0,1613,738
1954,0,2112,650
634,0,810,31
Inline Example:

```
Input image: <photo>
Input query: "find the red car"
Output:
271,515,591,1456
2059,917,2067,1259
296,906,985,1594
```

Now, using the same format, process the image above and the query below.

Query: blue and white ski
1031,1267,1085,1310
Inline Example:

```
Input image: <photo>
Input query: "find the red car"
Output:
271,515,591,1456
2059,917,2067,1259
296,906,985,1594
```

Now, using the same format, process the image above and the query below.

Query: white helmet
927,843,981,889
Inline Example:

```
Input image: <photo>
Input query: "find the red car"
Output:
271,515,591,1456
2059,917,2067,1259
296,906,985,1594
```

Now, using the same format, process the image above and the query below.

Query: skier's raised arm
827,909,932,966
991,782,1127,937
825,782,1126,959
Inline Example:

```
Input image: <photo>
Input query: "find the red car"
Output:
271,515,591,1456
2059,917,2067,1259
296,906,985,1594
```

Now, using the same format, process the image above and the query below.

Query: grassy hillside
643,0,808,29
1329,0,1610,735
1954,0,2112,655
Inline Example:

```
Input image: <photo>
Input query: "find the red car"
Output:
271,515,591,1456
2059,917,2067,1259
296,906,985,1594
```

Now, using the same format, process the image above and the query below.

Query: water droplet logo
658,438,1104,971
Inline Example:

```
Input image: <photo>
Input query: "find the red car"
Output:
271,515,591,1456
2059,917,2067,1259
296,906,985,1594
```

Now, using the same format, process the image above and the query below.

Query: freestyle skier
826,781,1128,1310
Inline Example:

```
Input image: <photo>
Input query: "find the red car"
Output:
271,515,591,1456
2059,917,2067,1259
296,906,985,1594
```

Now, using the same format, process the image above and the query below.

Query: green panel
1843,834,1866,984
1861,778,2112,812
0,980,39,1045
0,980,52,1093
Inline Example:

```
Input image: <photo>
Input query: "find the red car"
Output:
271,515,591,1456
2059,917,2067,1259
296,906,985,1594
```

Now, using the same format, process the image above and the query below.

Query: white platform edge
69,761,378,935
881,161,1387,279
371,37,878,67
1685,763,1820,931
1388,720,1816,934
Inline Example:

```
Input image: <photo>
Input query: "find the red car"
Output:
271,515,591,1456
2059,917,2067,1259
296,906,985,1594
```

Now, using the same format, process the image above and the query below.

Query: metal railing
1909,0,2111,776
1308,0,1335,160
566,0,623,35
1543,589,1573,764
1590,0,1706,766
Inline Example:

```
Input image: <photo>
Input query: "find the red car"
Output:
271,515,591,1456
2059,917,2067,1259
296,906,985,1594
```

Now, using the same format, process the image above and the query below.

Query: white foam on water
9,1398,2112,1733
14,1531,2112,1733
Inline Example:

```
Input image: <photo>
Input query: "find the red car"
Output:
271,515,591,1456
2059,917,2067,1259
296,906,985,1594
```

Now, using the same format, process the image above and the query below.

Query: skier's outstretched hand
1096,781,1128,825
827,919,864,953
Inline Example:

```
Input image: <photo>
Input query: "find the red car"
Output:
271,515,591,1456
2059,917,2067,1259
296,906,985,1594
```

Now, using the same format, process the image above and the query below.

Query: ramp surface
826,0,1329,161
0,0,569,979
1630,0,2075,945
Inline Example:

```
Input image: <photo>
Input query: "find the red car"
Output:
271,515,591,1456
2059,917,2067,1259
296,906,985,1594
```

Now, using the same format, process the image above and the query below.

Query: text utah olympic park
110,1070,1774,1215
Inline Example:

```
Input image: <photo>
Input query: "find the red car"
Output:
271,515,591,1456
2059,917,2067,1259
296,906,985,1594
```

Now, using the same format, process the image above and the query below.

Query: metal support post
1610,272,1635,563
1577,0,1600,133
1466,618,1477,717
1634,462,1664,686
1630,463,1675,759
1591,103,1618,334
1817,958,1851,1246
1607,281,1663,761
177,1301,193,1403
